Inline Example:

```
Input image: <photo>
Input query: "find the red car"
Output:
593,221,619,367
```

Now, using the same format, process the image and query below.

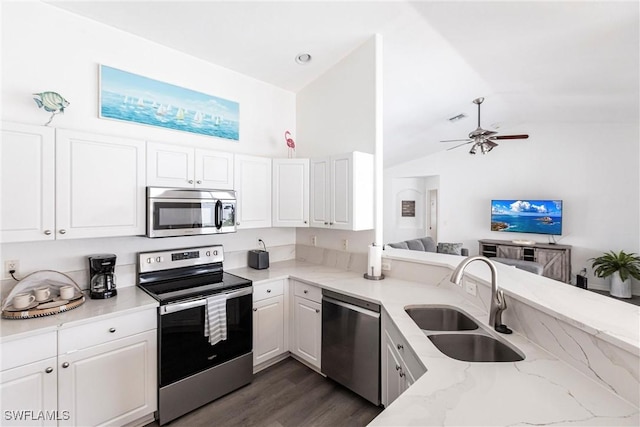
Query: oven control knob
213,250,218,256
146,258,154,264
156,256,163,263
206,251,211,257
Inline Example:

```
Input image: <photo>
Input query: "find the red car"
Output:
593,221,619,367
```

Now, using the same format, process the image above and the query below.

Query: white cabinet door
195,149,234,189
146,141,194,187
309,152,373,231
253,295,285,366
309,157,330,228
234,154,271,229
293,295,321,368
330,154,352,230
56,130,145,239
382,339,404,408
58,330,157,427
0,357,58,427
272,158,309,227
1,122,55,243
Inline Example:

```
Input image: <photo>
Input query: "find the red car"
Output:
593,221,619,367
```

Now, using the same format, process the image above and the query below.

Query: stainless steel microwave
146,187,237,238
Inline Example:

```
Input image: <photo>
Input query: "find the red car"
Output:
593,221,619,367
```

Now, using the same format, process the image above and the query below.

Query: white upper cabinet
309,152,374,231
1,122,55,243
146,141,233,189
234,154,272,229
272,158,309,227
56,129,146,239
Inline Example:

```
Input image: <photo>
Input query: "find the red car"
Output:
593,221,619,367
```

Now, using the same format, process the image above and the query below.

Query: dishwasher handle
322,296,380,318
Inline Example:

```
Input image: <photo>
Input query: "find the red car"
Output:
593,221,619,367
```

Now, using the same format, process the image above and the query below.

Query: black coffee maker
88,254,117,299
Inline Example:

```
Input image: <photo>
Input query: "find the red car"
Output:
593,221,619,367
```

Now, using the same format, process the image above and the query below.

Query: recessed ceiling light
295,53,312,64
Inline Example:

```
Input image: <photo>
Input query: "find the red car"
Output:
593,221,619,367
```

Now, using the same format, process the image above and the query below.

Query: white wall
295,36,379,252
1,2,297,281
385,122,640,291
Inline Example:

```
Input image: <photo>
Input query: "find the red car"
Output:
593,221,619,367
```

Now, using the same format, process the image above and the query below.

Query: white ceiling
47,1,639,166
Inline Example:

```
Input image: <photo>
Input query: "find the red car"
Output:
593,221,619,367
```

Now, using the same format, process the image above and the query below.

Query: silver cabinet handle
267,289,271,293
303,290,308,294
45,367,53,374
197,180,202,184
109,328,116,333
59,229,67,235
324,222,328,225
44,230,52,235
397,344,404,350
236,222,240,226
304,220,308,224
395,364,401,371
62,362,69,368
329,222,334,225
315,309,320,313
253,308,257,312
399,370,405,378
188,180,194,184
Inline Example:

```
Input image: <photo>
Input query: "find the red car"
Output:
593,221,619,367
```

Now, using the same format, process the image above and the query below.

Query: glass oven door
158,288,252,387
149,199,217,237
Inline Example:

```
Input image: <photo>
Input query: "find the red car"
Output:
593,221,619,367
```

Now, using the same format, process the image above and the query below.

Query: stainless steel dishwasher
321,289,381,406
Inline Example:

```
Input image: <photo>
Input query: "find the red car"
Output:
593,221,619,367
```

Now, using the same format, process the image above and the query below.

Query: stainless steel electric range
137,245,253,426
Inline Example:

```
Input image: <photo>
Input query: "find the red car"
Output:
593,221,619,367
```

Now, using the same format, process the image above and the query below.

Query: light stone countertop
230,258,640,426
0,286,158,343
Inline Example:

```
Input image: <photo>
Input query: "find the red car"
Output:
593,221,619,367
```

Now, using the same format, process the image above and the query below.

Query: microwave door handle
215,200,223,229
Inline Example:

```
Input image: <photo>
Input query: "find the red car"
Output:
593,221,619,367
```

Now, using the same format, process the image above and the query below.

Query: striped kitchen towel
204,294,227,345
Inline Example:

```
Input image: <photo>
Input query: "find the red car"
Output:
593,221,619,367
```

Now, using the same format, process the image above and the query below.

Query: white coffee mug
35,287,51,302
13,292,36,309
59,285,75,300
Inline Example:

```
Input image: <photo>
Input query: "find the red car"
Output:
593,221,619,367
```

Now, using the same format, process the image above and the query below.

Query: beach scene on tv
491,200,562,235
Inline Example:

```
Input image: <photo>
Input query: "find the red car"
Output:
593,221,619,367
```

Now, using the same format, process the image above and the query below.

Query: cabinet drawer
384,318,426,380
1,331,57,371
59,309,156,354
253,279,284,302
293,281,322,303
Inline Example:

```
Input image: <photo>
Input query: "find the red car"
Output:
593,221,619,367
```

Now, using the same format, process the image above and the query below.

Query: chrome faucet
450,256,512,334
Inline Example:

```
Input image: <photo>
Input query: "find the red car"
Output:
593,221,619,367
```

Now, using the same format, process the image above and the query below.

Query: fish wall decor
33,91,70,126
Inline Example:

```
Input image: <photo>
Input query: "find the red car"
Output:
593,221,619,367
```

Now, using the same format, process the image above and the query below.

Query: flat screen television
491,199,563,236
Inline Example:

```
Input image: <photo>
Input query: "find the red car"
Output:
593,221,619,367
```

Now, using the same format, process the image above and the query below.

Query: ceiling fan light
469,144,477,155
480,143,488,154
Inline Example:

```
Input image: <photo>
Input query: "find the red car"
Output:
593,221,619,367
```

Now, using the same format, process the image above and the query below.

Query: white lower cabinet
381,309,426,407
290,281,322,369
0,357,58,427
253,279,286,367
0,309,157,427
58,330,156,427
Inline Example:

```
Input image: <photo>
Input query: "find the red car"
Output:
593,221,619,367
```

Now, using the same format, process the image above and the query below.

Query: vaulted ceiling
48,1,639,166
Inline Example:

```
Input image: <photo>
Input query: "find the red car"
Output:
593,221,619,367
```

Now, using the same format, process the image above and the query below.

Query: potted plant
590,250,640,298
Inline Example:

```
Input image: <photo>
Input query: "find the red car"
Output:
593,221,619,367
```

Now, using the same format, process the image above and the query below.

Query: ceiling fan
441,97,529,154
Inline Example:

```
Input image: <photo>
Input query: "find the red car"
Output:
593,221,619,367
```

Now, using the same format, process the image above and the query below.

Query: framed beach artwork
99,65,239,141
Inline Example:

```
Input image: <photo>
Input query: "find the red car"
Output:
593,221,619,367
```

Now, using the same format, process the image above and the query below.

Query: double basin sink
404,307,524,362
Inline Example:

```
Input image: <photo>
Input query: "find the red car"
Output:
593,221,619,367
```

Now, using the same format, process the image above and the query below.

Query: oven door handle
160,287,252,315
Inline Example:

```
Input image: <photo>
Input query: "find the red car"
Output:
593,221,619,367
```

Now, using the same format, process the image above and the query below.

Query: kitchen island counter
231,256,639,426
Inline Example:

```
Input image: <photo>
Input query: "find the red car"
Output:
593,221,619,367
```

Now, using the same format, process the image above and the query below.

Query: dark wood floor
148,357,383,427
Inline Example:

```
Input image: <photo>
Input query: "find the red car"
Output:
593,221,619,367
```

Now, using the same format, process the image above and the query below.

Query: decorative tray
1,270,86,320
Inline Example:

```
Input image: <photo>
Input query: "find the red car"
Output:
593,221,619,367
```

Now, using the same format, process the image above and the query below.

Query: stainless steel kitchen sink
404,306,479,331
427,333,524,362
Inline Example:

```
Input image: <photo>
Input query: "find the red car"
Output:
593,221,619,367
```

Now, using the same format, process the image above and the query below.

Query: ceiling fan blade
489,134,529,140
440,138,472,143
446,141,472,151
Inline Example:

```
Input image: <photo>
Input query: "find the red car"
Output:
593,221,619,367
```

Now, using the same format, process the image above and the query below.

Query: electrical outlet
465,280,477,296
342,239,348,251
311,235,317,247
381,261,391,271
5,260,19,278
